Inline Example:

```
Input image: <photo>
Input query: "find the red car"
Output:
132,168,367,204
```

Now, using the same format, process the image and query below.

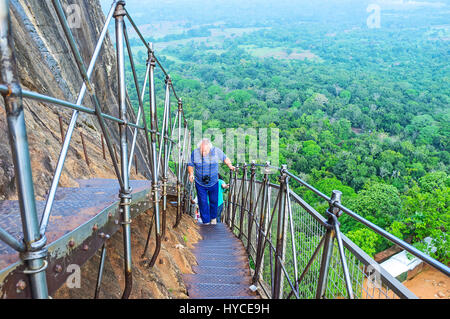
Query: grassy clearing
238,45,321,61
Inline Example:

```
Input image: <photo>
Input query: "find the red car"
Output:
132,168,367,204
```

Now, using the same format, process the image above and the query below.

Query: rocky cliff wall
0,0,152,200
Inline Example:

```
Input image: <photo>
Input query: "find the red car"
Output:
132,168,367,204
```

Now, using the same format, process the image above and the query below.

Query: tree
343,182,403,233
346,228,380,257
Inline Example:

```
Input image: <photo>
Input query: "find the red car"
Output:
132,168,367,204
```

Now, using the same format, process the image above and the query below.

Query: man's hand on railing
224,157,235,171
189,173,194,183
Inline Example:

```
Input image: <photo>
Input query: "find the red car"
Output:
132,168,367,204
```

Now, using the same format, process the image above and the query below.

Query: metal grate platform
183,223,259,299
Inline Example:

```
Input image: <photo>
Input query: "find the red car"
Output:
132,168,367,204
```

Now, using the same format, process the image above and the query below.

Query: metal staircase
0,0,448,299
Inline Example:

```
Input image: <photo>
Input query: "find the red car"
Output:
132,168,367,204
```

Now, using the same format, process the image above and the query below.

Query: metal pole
142,44,161,261
157,78,170,177
239,163,247,239
231,166,239,230
58,114,65,144
328,191,354,299
148,78,171,266
285,175,299,294
225,169,234,227
94,243,107,299
273,165,288,299
0,0,48,298
101,134,106,160
247,162,256,253
174,99,183,228
114,1,132,299
316,190,343,299
252,162,270,285
79,131,90,167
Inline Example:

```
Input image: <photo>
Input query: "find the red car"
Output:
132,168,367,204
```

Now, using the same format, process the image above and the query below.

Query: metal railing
223,162,450,299
1,0,448,300
0,0,193,299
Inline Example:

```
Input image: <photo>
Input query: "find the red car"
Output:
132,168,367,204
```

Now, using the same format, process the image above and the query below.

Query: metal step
186,283,257,299
192,265,251,276
183,274,248,285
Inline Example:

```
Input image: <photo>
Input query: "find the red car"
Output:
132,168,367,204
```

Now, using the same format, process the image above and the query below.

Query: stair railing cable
0,0,193,299
224,162,449,299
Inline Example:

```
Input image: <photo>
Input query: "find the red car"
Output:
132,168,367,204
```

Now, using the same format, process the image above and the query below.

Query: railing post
0,0,49,298
316,190,343,299
225,169,234,226
246,161,256,254
230,165,239,231
239,163,247,239
148,74,171,268
174,98,183,228
142,44,162,266
273,165,288,299
329,191,354,299
252,162,270,285
114,0,133,299
180,120,188,218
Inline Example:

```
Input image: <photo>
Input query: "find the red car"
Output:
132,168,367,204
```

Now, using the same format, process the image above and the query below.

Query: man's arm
224,157,235,171
188,166,194,183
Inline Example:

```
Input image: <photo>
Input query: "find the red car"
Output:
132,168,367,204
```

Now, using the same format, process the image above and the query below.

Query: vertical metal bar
115,2,132,299
157,78,170,177
142,44,161,260
174,98,183,228
225,169,234,227
333,215,354,299
247,162,256,253
58,114,65,144
79,131,90,167
315,227,334,299
252,162,270,284
273,165,287,299
285,175,299,294
239,163,247,239
94,243,107,299
101,134,106,160
0,0,48,298
231,166,239,230
148,78,171,265
328,190,353,299
113,144,119,163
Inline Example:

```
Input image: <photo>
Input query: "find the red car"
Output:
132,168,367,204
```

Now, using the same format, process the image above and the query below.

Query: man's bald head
198,138,212,157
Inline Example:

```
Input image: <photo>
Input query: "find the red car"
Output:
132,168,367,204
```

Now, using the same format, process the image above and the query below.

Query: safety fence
223,163,450,299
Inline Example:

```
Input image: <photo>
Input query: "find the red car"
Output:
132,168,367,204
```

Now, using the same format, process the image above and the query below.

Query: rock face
53,204,201,299
0,0,152,200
